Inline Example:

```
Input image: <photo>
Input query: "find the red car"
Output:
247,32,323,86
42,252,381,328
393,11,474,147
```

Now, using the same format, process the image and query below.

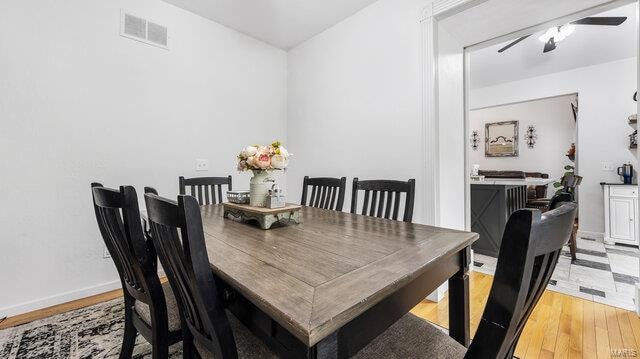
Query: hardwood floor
2,272,638,358
411,271,640,359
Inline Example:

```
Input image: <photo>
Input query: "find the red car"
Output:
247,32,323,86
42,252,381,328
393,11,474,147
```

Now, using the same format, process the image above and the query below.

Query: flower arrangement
237,141,291,172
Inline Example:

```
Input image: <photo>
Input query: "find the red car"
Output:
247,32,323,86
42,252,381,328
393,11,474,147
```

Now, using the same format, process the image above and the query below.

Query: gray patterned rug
0,298,181,358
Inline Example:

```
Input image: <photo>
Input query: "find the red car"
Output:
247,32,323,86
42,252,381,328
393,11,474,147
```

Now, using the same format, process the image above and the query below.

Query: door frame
421,0,640,310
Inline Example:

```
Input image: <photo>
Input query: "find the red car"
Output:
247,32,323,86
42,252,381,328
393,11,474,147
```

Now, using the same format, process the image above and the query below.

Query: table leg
448,246,470,347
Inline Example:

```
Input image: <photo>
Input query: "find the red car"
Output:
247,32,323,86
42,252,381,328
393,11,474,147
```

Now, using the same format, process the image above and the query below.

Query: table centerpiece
236,141,291,207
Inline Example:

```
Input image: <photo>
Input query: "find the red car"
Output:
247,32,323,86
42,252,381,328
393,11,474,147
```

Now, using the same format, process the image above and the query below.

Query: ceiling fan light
538,27,558,42
560,25,575,37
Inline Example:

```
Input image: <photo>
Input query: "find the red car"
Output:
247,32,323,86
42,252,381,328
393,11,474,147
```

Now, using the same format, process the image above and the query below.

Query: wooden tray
222,202,302,229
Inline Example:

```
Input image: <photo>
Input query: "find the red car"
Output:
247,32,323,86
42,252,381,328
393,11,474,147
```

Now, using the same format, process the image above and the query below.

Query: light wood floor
2,272,639,358
411,271,640,359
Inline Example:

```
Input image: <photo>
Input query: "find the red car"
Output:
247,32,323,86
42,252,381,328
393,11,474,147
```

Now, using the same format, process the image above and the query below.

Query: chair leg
151,313,169,359
182,329,195,359
120,296,137,359
151,334,169,359
569,223,578,262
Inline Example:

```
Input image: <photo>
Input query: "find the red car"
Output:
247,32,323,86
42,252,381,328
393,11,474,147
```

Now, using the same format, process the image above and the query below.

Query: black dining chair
350,178,416,222
301,176,347,211
144,193,277,359
179,176,232,205
527,174,583,211
144,186,159,195
91,183,181,359
353,202,578,359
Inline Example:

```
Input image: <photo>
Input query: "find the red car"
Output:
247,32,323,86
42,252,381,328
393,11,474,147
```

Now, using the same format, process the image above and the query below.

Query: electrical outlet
601,162,614,172
103,246,111,259
196,159,209,172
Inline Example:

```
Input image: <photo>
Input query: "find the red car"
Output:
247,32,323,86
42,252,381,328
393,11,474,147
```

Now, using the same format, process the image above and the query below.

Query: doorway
437,0,639,311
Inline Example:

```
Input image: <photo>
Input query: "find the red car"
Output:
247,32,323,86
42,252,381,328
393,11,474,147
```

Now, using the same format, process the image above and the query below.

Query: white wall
469,94,577,180
0,0,287,316
287,0,429,222
471,58,638,235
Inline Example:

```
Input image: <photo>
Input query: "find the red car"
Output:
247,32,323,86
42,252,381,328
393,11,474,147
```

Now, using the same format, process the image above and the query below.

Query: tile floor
473,237,640,311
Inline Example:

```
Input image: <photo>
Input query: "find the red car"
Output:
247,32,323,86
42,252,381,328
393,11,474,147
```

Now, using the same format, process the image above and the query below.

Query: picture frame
485,120,519,157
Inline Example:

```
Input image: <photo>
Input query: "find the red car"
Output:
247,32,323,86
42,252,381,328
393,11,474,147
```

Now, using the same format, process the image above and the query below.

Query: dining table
194,204,478,358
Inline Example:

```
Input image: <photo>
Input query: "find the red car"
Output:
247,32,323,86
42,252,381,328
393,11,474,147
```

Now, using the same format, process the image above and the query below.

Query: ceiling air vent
120,10,169,50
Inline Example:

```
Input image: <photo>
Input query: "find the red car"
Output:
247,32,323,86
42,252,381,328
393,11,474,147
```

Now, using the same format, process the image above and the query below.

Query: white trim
420,4,439,226
1,269,167,318
0,280,122,318
432,0,489,19
635,0,640,315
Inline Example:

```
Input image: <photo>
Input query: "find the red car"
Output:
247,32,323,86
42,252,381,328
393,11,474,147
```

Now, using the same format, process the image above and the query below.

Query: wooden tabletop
201,204,478,347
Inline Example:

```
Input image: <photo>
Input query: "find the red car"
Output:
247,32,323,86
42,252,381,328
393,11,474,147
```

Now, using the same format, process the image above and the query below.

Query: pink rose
254,150,271,169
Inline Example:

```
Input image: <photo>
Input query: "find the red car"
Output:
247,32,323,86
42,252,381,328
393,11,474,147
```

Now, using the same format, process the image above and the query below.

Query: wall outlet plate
196,159,209,171
601,162,614,172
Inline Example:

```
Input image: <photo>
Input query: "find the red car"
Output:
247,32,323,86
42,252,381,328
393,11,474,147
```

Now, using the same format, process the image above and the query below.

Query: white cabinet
604,184,639,246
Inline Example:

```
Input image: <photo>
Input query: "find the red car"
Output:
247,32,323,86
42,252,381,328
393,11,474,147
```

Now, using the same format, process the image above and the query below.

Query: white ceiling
160,0,379,49
469,2,637,89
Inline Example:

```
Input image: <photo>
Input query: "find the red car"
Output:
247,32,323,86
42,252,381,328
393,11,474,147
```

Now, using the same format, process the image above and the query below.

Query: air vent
120,10,169,50
147,22,168,47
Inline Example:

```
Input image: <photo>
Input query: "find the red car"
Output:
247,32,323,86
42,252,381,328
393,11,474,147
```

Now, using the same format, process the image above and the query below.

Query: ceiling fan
498,16,627,54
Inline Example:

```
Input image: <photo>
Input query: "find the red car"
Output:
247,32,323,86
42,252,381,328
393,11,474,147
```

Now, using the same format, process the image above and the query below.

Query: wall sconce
526,125,537,148
470,130,479,150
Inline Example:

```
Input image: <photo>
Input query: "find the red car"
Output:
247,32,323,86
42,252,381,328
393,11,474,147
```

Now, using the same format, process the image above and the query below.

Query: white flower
278,146,290,158
271,154,288,169
241,146,258,158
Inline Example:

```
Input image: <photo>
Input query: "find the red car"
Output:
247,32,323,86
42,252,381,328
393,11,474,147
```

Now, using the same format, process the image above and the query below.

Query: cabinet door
610,197,636,242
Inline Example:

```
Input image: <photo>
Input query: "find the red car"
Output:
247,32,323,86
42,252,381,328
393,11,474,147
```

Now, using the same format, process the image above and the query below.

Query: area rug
0,298,181,358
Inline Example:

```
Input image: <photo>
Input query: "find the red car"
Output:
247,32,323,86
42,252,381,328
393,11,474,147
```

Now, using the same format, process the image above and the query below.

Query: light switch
196,159,209,172
601,162,614,172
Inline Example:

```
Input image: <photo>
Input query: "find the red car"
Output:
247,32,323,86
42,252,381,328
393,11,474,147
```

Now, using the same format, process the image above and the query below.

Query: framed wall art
485,120,519,157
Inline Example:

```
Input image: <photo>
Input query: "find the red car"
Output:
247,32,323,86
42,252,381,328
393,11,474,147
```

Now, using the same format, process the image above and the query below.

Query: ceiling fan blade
497,35,532,53
543,37,556,53
571,16,627,26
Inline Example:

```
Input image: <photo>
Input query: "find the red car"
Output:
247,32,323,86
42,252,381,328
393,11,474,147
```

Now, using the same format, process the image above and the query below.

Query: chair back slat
376,191,386,217
362,190,370,216
91,183,162,304
466,202,577,358
327,187,336,209
383,191,393,219
145,193,237,359
179,176,233,206
369,191,378,216
350,178,415,222
301,176,347,211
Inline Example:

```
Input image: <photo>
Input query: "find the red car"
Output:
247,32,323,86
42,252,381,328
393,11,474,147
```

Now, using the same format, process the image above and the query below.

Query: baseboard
427,282,449,302
577,230,604,241
0,280,122,318
1,269,167,318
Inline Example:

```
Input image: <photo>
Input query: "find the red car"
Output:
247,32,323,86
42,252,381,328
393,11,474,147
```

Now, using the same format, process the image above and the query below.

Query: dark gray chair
179,176,232,205
91,184,181,359
145,193,277,359
301,176,347,211
354,202,577,358
350,178,416,222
